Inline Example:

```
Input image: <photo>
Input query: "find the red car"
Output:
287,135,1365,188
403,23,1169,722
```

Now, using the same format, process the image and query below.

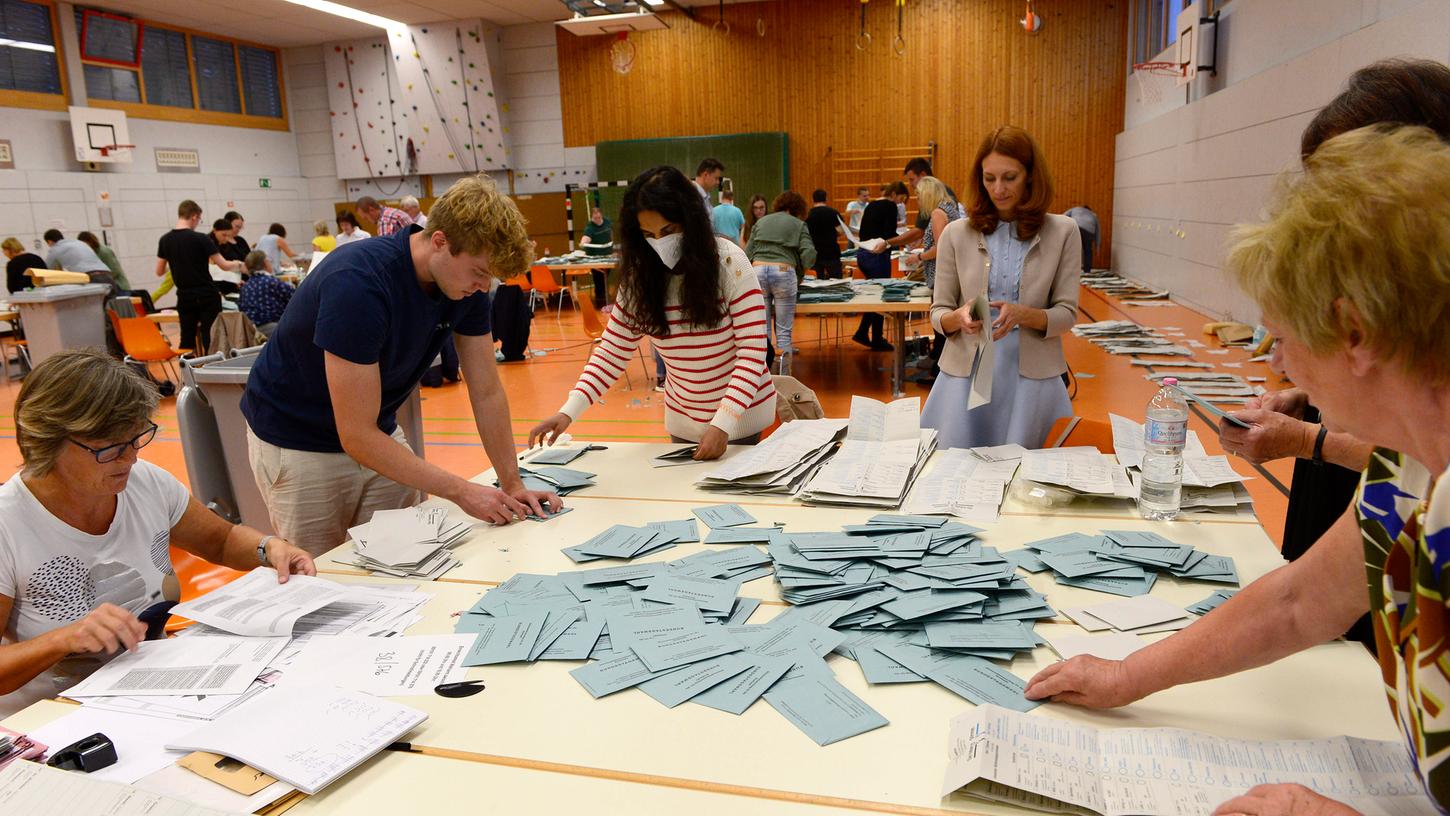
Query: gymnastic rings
713,18,730,34
892,34,906,56
856,31,872,51
756,17,766,37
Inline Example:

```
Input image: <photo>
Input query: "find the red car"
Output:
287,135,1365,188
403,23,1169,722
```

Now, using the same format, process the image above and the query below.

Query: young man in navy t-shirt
241,175,558,554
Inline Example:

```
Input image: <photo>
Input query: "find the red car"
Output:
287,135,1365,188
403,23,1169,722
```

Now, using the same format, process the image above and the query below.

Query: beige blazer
928,212,1080,379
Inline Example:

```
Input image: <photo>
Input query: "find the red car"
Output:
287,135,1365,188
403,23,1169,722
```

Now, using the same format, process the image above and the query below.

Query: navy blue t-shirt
241,226,492,453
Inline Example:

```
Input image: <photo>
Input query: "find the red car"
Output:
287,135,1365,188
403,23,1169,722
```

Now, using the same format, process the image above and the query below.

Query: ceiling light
0,38,54,53
275,0,404,31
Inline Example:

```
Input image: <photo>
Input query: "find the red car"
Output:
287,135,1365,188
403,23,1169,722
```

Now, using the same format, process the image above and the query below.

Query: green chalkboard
591,132,789,224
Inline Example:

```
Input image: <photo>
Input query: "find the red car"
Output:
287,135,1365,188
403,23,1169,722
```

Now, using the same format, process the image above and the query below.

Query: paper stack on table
798,396,938,508
1108,415,1255,513
1072,320,1194,357
0,761,245,816
1021,530,1240,597
696,418,849,495
1017,447,1137,500
903,448,1020,521
796,277,856,304
941,705,1439,816
169,568,348,636
341,506,472,580
561,523,686,563
165,685,426,795
62,636,290,698
510,464,598,496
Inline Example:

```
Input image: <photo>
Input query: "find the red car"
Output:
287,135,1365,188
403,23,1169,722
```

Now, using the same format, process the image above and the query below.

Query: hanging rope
713,0,729,34
410,30,470,173
893,0,906,56
381,41,404,176
456,26,481,173
856,0,871,51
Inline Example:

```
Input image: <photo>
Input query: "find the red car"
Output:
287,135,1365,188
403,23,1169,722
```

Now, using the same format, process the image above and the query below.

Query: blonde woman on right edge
920,126,1080,448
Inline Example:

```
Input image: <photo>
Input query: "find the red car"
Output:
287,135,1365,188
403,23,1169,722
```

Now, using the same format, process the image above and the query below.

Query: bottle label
1145,418,1187,447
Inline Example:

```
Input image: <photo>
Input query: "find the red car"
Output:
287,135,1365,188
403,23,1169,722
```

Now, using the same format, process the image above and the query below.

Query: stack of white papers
696,418,849,495
1109,415,1254,510
339,506,472,579
1018,448,1135,499
278,634,472,696
170,568,346,637
903,448,1019,521
1072,320,1194,357
0,761,242,816
63,636,289,698
942,705,1439,816
166,685,427,795
799,397,938,508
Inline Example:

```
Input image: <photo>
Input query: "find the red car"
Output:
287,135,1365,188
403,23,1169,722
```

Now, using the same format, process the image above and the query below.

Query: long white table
5,442,1397,815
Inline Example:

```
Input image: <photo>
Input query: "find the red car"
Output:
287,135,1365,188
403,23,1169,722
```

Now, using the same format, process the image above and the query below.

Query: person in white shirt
334,211,370,246
693,158,724,211
401,195,427,229
845,186,869,231
0,350,315,718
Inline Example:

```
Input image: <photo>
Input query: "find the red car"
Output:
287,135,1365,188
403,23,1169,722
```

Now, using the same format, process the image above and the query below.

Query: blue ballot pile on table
463,509,1242,746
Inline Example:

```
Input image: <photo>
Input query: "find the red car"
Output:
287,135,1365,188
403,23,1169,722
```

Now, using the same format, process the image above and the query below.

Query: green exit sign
258,178,270,188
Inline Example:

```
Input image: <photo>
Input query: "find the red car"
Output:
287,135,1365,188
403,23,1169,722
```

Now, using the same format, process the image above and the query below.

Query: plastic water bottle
1139,377,1188,520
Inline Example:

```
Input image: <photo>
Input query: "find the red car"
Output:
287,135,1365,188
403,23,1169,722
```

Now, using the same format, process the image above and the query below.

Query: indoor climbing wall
388,21,510,175
324,37,409,180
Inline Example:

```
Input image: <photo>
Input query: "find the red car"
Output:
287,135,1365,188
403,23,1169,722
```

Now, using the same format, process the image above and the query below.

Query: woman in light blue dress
920,126,1081,449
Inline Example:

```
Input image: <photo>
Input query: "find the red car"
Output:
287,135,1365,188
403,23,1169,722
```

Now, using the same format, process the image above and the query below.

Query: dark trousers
176,287,222,355
591,270,608,307
1078,228,1095,276
490,284,532,362
814,257,843,280
853,250,891,342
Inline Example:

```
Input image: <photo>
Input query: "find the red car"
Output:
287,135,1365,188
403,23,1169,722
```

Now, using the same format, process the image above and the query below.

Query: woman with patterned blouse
1023,125,1450,814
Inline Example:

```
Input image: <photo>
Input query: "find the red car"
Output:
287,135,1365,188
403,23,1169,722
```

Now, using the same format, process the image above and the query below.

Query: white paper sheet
169,568,347,637
942,705,1438,816
166,685,426,795
29,707,196,783
62,636,288,698
0,762,242,816
968,293,995,409
278,634,472,696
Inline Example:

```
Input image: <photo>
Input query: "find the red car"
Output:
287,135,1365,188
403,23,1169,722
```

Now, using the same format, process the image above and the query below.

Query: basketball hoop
97,144,135,157
1131,61,1186,106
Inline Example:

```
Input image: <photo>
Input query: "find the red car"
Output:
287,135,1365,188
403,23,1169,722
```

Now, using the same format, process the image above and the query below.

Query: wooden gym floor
0,283,1294,547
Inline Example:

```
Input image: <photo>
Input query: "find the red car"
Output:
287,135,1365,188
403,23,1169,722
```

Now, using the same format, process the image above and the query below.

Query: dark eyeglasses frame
68,422,159,464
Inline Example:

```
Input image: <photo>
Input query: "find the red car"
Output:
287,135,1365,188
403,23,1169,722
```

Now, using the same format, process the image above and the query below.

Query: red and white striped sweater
559,239,777,441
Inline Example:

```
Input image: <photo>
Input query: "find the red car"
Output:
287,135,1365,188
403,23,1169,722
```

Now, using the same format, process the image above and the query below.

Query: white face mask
645,232,684,269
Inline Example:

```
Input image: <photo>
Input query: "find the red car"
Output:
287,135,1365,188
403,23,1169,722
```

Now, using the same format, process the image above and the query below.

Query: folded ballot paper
941,705,1439,816
1017,447,1137,500
696,418,849,495
1022,529,1240,598
798,396,937,508
340,506,472,579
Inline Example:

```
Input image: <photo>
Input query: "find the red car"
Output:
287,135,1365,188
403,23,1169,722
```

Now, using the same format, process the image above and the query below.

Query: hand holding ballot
1217,407,1315,464
259,535,316,582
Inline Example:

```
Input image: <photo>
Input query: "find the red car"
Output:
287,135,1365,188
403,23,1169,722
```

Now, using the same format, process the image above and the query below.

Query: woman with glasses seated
0,350,315,718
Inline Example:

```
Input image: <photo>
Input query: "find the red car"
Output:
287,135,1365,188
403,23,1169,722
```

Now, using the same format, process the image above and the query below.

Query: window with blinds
0,0,61,96
239,46,281,118
191,35,240,114
141,26,191,108
79,9,140,66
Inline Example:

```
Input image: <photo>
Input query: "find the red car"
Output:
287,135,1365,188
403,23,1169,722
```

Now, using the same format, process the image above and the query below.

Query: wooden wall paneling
556,0,1127,267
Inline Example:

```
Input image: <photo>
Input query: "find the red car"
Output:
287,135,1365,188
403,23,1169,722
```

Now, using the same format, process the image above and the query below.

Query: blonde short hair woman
0,350,315,718
1023,125,1450,813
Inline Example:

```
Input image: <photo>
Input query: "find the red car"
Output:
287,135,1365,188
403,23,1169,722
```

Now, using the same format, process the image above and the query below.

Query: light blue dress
920,221,1072,449
256,234,285,274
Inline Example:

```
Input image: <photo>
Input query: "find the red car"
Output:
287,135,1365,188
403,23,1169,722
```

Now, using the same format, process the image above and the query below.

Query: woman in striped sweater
529,167,776,460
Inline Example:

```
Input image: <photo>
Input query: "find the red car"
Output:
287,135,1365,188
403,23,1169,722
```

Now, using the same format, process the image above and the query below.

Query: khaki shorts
246,427,421,557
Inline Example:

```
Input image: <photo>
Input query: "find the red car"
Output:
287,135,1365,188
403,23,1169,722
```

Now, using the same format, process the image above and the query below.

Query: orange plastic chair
503,273,532,292
528,264,573,320
1043,416,1115,454
579,296,644,390
112,312,183,384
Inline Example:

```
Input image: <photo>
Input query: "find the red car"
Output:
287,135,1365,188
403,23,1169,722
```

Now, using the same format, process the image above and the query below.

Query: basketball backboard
68,106,133,164
1176,3,1200,87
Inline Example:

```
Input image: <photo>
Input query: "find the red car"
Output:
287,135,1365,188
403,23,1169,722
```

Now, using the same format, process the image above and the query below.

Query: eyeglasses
68,422,158,464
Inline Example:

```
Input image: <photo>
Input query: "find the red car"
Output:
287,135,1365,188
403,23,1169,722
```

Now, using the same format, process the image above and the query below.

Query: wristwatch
256,535,276,566
1311,425,1330,466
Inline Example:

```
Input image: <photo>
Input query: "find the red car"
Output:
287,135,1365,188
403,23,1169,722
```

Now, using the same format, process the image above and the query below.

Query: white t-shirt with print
0,460,190,717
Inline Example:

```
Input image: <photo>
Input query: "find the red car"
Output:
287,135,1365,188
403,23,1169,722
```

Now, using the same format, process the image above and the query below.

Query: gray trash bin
8,283,111,366
178,349,427,534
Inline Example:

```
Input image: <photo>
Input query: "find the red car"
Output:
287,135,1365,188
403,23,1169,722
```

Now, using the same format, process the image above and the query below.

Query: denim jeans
754,264,797,368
